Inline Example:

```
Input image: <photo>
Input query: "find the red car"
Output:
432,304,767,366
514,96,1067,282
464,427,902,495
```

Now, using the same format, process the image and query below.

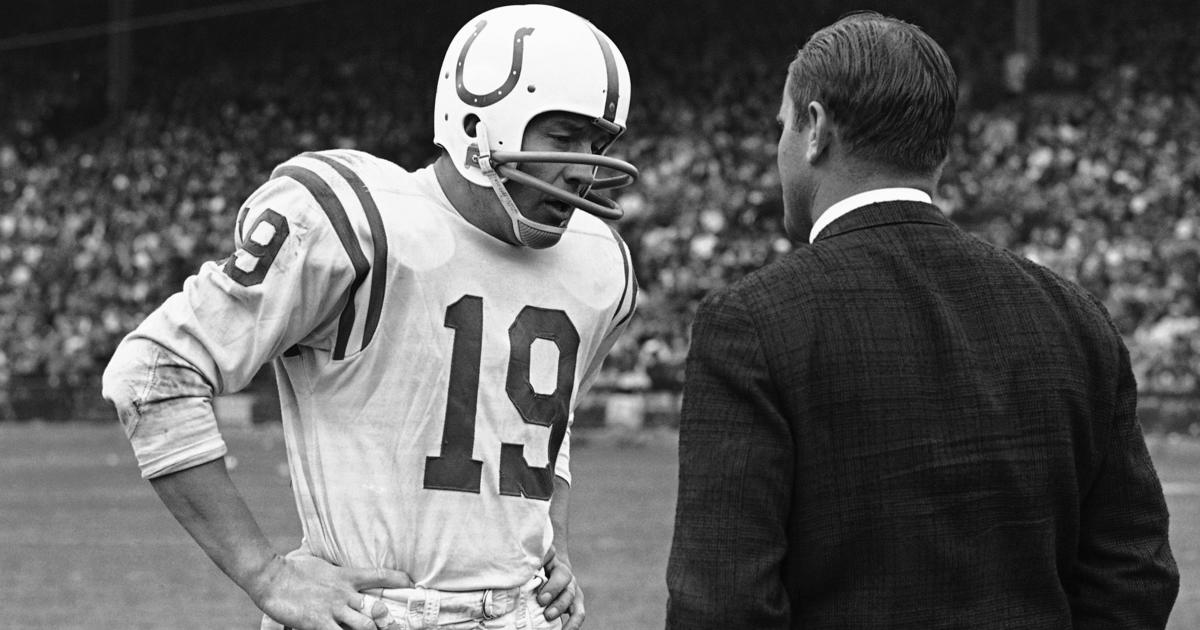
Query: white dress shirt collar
809,187,933,242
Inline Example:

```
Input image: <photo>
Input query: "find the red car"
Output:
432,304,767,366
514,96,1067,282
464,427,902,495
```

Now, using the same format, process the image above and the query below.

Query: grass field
1,422,1196,629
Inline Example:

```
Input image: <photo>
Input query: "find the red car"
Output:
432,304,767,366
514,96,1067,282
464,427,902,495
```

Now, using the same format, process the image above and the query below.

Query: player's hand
539,549,585,630
247,552,412,630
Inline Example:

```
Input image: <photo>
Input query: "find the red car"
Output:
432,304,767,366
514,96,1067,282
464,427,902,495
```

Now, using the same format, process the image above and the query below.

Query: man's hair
787,12,957,174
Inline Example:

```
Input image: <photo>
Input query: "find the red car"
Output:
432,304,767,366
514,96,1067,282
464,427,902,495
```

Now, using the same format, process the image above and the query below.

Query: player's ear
805,101,831,165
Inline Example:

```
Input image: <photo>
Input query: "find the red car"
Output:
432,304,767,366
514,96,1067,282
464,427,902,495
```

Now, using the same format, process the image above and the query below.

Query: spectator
1,1,1197,399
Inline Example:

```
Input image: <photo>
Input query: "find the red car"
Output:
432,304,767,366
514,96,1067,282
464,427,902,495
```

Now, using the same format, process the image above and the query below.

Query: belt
481,584,522,618
366,580,531,626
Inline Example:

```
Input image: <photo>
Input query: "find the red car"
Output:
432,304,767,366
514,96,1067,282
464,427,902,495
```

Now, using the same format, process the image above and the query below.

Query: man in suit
666,11,1178,629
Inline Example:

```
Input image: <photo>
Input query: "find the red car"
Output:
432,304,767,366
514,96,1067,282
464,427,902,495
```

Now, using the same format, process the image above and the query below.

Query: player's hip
262,571,560,630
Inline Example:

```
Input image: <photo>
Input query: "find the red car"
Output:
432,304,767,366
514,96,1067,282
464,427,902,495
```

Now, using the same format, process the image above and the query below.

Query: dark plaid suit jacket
666,202,1179,629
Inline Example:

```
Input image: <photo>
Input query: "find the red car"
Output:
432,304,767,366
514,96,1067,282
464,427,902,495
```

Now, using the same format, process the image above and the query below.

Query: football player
102,5,639,630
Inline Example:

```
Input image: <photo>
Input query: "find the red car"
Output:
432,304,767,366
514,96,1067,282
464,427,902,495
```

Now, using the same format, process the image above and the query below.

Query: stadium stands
1,0,1197,419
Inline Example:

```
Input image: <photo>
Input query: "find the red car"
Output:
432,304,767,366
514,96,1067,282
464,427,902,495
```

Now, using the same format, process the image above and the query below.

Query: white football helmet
433,4,638,248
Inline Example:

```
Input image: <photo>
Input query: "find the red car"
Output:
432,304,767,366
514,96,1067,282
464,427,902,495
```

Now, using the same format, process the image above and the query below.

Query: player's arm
666,288,793,630
1069,331,1179,627
102,170,361,480
150,458,410,630
102,161,407,629
540,475,584,630
150,459,276,594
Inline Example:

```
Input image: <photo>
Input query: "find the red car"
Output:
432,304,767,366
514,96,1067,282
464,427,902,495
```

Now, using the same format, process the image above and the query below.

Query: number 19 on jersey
424,295,579,501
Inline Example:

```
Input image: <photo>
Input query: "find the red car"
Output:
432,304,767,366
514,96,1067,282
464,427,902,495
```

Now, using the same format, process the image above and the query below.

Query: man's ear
805,101,832,165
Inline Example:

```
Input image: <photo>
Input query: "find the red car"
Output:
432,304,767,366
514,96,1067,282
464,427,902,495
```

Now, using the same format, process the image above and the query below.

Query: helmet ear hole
463,115,480,138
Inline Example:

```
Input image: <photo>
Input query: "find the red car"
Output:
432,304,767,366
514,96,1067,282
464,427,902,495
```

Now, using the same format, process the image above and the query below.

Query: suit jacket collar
812,201,953,243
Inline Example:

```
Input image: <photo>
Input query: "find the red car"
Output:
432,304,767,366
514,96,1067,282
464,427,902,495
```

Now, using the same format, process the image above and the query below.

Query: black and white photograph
1,1,1196,628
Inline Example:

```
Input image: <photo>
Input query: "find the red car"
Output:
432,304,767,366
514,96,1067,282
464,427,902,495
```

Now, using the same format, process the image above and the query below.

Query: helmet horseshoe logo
456,20,535,107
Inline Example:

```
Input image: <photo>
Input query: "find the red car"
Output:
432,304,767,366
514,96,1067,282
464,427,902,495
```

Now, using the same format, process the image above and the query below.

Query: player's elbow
102,337,138,405
102,336,226,479
102,336,154,433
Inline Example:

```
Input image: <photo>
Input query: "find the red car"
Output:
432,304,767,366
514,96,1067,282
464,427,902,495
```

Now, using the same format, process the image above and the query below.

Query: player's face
777,79,815,240
507,112,612,227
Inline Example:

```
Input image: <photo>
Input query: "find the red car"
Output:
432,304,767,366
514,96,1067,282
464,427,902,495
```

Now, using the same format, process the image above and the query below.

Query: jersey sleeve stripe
233,204,251,246
615,263,638,330
607,224,637,328
305,153,389,354
272,164,371,360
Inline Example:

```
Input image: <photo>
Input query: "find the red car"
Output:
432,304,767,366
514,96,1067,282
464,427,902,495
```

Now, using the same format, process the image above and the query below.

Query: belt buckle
482,586,517,619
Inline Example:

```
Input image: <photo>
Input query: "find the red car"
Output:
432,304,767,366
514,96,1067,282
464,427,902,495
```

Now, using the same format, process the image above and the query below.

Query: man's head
433,4,638,248
777,12,956,238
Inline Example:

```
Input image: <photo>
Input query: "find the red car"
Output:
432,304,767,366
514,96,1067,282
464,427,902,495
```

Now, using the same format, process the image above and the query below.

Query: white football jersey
125,150,637,590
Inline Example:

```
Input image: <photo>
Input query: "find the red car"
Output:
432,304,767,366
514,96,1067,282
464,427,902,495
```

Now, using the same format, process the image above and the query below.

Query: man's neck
809,167,935,223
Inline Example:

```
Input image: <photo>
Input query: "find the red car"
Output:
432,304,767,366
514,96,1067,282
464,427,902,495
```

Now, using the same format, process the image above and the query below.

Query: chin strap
475,122,525,239
474,122,565,248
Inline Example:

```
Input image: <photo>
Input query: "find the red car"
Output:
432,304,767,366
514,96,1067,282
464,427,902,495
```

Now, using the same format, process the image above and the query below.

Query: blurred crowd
1,1,1197,398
